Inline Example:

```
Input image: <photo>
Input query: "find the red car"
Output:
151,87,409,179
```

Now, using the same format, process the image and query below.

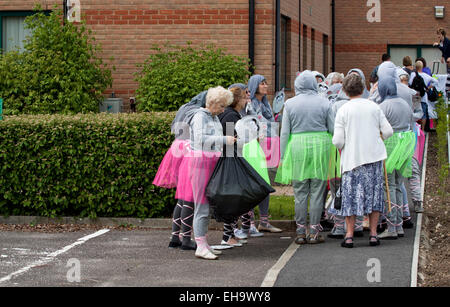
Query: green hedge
0,112,176,219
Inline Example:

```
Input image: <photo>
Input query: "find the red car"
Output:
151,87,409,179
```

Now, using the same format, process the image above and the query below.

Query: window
302,25,307,70
323,35,329,75
0,11,48,53
310,28,315,71
388,44,447,74
280,15,291,90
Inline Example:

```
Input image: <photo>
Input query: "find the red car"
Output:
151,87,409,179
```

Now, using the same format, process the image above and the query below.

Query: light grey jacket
280,71,333,159
190,108,227,152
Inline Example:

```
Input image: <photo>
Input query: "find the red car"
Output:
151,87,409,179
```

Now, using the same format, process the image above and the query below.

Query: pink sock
195,236,208,250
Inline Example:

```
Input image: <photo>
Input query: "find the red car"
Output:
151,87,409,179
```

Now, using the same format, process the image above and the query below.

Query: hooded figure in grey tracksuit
171,91,208,140
276,71,333,244
377,75,414,240
244,75,282,233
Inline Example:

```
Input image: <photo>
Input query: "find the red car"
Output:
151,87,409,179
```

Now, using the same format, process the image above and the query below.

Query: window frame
387,44,434,60
280,15,291,91
0,10,51,52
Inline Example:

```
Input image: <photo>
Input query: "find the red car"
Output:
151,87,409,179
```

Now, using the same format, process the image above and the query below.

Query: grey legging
293,179,327,235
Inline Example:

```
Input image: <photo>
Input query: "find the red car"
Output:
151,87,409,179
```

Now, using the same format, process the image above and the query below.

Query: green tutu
384,131,415,177
243,139,270,184
275,132,337,184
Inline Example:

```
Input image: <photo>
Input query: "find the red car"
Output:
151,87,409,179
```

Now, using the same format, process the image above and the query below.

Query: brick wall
1,0,334,108
335,0,449,84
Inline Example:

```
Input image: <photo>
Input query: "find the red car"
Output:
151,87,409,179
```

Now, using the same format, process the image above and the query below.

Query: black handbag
427,87,438,102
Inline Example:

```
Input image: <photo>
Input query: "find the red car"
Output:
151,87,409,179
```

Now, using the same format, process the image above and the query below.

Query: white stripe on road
411,132,429,287
261,241,299,287
0,229,110,284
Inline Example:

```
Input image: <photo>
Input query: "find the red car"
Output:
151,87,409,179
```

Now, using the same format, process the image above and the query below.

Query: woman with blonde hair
177,86,235,260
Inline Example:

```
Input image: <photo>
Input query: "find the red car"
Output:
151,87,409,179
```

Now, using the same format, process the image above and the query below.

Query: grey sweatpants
293,179,327,235
385,170,404,231
193,203,210,238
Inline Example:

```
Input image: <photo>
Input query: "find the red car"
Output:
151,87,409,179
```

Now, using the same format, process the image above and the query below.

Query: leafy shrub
434,96,449,197
0,113,176,219
0,7,113,115
135,42,251,112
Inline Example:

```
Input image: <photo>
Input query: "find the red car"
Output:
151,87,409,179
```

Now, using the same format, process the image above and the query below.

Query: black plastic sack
206,156,275,223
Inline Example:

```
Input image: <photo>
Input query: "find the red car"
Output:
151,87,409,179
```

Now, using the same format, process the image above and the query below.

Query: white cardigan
333,98,393,173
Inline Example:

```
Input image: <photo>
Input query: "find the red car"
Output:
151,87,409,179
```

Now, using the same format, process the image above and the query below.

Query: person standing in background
434,28,450,94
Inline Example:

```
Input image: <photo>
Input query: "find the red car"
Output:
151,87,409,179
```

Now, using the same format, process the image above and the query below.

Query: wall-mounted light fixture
435,6,445,19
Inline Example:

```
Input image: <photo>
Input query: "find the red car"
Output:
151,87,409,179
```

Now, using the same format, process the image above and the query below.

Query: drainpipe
331,0,336,72
249,0,255,75
275,0,281,92
63,0,67,25
299,0,302,72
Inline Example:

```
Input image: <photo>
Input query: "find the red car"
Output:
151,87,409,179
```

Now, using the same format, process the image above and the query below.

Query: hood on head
378,75,398,102
295,70,318,95
312,71,326,82
248,75,266,100
347,68,370,98
347,68,366,82
377,61,400,83
228,83,248,91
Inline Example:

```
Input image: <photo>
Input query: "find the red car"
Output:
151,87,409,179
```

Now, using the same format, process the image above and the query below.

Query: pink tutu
175,150,220,204
260,136,280,168
152,139,189,189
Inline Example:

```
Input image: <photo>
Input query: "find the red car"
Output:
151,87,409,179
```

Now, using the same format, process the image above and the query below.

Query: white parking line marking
261,240,299,287
0,229,110,284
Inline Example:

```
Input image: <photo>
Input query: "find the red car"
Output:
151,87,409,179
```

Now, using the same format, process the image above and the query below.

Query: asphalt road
0,229,295,287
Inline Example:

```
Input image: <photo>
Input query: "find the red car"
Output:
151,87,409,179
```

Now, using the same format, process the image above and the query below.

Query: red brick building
0,1,448,110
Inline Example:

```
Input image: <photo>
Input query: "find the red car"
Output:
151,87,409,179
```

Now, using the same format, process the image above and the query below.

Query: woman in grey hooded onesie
276,71,334,244
243,75,282,234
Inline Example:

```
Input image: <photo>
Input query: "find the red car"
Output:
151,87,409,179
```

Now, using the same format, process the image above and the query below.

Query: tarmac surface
0,228,295,287
0,213,418,287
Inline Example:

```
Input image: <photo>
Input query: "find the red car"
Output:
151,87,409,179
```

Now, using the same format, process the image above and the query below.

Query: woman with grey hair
178,86,235,260
333,73,393,248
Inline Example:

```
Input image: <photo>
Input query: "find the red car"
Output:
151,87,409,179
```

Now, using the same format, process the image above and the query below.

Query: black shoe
168,241,182,249
403,219,414,229
369,235,380,246
327,233,344,239
320,220,334,232
377,223,387,233
354,231,364,238
181,239,197,251
341,237,354,248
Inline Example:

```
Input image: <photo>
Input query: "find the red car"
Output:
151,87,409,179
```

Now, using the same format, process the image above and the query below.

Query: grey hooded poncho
280,70,333,158
378,75,413,132
246,74,276,137
171,91,207,140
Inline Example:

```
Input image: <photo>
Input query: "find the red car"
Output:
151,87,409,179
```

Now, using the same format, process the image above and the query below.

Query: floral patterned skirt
335,160,385,217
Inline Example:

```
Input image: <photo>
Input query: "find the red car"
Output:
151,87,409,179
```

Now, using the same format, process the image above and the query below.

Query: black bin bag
206,156,275,223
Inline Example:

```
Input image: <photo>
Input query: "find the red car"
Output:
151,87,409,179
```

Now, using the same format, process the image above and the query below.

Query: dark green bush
0,113,176,219
135,42,251,112
0,7,113,115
